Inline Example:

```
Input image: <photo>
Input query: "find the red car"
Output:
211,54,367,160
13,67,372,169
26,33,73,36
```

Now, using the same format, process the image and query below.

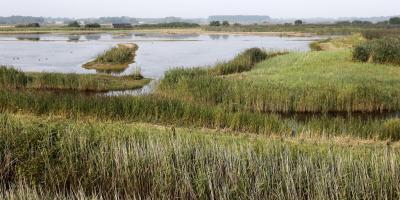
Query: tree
85,23,101,28
222,21,230,26
209,21,221,26
389,17,400,25
67,21,80,28
294,20,303,25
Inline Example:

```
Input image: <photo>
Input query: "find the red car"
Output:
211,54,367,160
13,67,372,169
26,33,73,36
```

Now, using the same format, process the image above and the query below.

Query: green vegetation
294,20,303,25
135,22,200,28
353,37,400,65
209,21,221,26
0,66,150,92
1,113,399,199
67,21,81,28
2,32,400,198
389,17,400,25
361,29,400,40
83,43,138,72
84,23,101,28
160,49,400,113
15,23,40,28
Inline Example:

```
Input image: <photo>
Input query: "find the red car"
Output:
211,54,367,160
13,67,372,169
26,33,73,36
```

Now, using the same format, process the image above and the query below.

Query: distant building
112,23,133,28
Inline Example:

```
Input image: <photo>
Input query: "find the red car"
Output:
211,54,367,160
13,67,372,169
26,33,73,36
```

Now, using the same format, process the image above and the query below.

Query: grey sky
1,0,399,18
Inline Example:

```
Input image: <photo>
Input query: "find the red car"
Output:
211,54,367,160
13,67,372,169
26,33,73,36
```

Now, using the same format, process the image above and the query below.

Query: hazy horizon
1,0,399,19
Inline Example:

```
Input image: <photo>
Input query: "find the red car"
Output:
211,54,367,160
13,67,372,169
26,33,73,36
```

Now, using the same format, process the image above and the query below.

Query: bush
294,20,303,25
389,17,400,25
353,37,400,65
15,23,40,28
353,43,372,62
67,21,80,28
85,23,101,28
209,21,221,26
222,21,230,26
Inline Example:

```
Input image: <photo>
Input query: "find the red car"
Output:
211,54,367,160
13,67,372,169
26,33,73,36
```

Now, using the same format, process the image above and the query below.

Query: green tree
389,17,400,25
294,20,303,25
209,21,221,26
67,21,81,28
222,21,230,26
85,23,101,28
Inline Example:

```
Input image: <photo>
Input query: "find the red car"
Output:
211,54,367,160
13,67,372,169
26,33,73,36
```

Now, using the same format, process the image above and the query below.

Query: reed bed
353,37,400,65
0,113,399,199
0,89,399,140
0,66,149,92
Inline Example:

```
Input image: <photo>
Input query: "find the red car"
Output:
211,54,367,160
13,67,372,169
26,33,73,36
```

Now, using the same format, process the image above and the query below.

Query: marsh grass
0,113,399,199
209,48,287,75
159,50,400,113
0,66,150,92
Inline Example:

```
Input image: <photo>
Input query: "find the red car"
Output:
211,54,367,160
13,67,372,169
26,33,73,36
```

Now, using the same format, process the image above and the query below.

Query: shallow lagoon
0,33,318,78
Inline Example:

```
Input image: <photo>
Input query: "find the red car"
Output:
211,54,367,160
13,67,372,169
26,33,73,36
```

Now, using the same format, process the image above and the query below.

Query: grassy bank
159,49,400,113
83,43,138,72
0,66,150,92
0,113,399,199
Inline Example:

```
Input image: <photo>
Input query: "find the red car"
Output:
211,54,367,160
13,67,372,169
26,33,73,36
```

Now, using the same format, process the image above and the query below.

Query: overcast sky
1,0,399,18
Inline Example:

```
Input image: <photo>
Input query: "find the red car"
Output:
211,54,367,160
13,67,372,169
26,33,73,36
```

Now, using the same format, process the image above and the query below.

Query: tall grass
209,48,270,75
0,113,399,199
0,66,30,88
0,89,399,140
361,29,400,40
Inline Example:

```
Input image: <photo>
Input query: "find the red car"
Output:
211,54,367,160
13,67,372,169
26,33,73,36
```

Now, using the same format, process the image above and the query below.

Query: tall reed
0,113,399,199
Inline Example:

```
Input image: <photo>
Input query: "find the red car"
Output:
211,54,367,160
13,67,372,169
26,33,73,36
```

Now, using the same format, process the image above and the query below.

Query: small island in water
83,43,139,73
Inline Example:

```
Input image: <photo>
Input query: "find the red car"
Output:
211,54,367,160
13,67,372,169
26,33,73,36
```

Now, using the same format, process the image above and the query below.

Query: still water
0,33,317,78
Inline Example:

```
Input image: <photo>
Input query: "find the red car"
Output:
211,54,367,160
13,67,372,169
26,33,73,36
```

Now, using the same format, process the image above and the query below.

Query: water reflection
209,34,230,40
95,68,128,74
135,33,200,40
16,35,41,41
85,34,102,41
68,35,81,42
112,33,133,39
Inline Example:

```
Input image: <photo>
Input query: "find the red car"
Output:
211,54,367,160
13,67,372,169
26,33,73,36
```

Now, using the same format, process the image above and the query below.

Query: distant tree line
135,22,200,28
0,16,44,24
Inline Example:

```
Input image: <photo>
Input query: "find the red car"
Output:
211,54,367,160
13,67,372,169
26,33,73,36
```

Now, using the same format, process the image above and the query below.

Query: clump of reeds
0,66,30,88
353,37,400,65
209,48,285,75
86,44,138,65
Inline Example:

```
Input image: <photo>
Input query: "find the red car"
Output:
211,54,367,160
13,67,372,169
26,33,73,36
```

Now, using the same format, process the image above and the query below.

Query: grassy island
83,43,138,72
